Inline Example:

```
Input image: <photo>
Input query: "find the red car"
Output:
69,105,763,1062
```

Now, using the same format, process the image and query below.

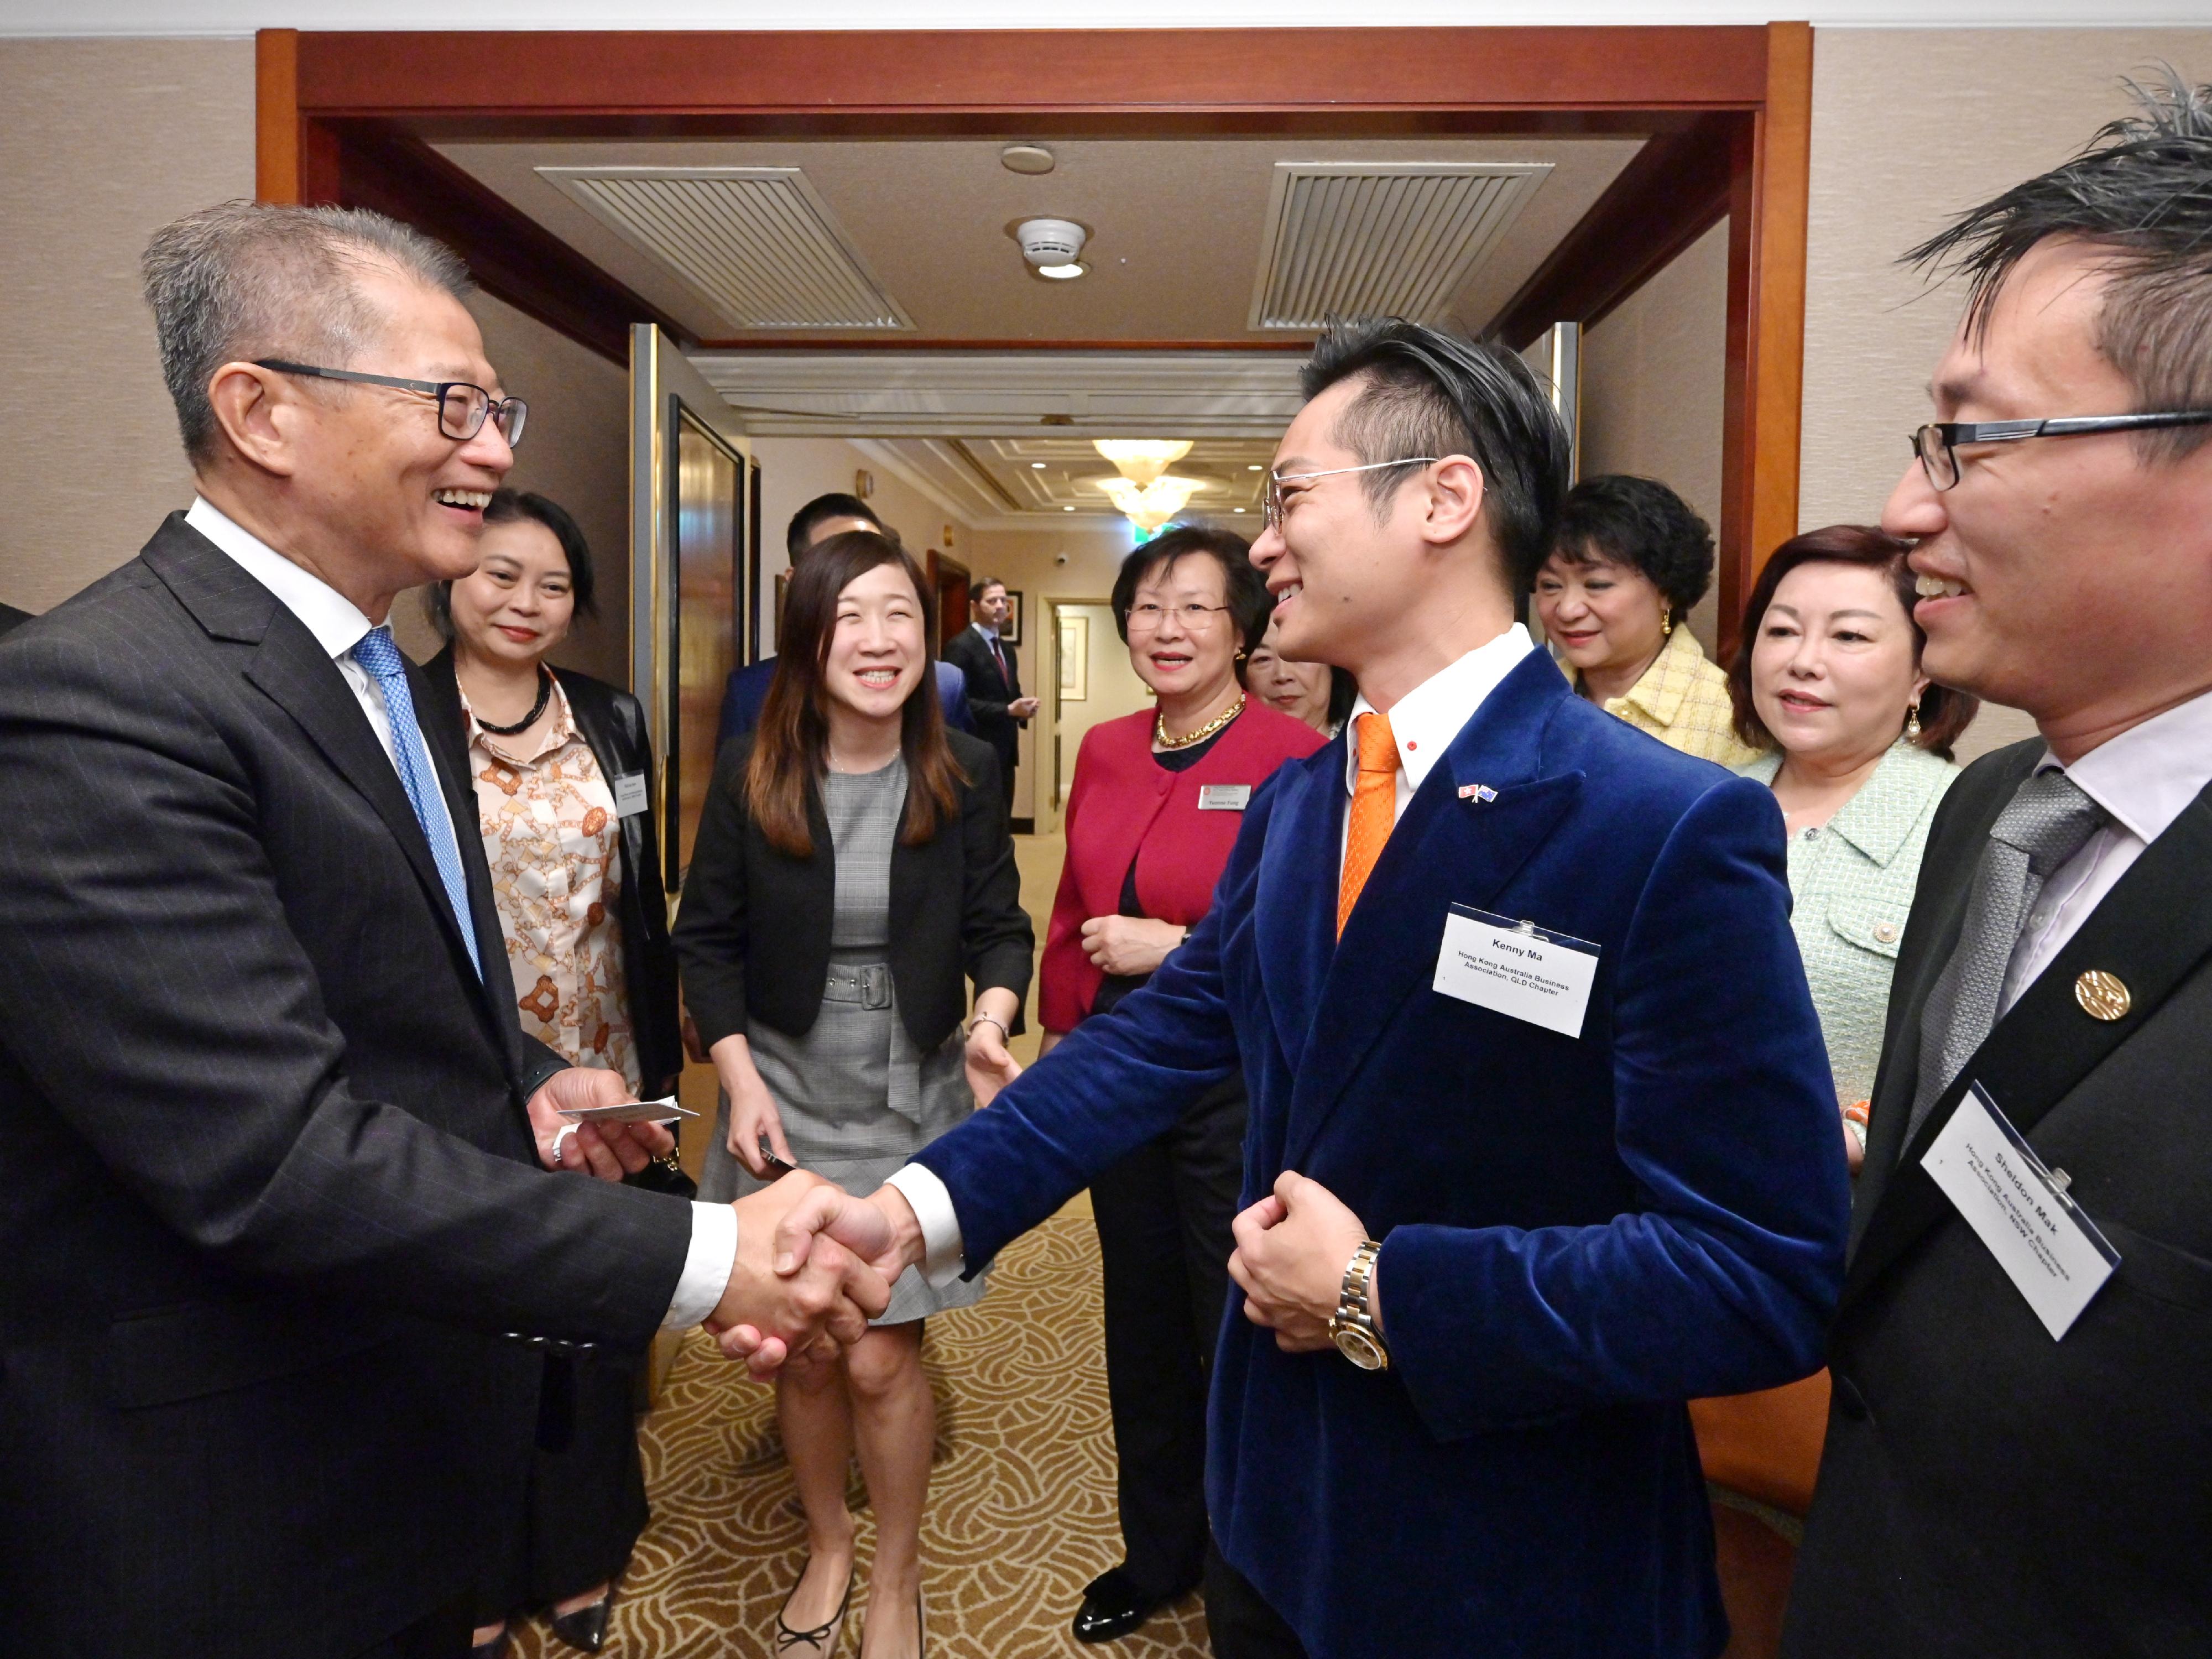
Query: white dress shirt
187,497,734,1329
887,623,1540,1281
2000,687,2212,1013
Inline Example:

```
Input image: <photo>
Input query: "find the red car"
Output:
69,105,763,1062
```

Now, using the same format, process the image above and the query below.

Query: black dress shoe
547,1596,613,1653
1073,1566,1173,1644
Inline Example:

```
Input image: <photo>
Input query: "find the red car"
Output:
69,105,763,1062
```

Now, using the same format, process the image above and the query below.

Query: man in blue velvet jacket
746,320,1850,1658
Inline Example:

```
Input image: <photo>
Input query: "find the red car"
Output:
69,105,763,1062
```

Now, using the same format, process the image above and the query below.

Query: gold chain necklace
1155,692,1245,751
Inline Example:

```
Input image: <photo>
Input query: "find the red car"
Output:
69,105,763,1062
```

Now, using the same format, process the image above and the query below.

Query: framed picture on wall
1058,613,1088,702
1000,589,1024,647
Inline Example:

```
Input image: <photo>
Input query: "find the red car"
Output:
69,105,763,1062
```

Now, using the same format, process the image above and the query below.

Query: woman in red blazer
1042,526,1324,1647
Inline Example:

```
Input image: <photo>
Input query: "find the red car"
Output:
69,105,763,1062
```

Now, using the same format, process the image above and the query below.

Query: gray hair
141,200,473,464
1905,67,2212,461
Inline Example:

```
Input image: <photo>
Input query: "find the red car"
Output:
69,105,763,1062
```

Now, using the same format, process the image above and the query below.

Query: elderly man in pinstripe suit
0,201,889,1659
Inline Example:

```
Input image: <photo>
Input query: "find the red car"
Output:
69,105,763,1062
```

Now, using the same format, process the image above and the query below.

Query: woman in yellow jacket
1533,474,1762,767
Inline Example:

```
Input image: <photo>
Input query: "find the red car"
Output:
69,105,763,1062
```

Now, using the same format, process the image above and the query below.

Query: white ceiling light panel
1248,161,1552,331
536,165,912,331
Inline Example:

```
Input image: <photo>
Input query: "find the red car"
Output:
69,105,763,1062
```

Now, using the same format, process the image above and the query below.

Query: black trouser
1088,1074,1247,1603
1205,1543,1310,1659
475,1352,649,1624
353,1594,473,1659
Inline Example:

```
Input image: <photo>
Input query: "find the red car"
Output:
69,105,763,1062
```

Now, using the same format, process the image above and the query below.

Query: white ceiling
693,351,1307,440
435,136,1644,346
854,435,1276,529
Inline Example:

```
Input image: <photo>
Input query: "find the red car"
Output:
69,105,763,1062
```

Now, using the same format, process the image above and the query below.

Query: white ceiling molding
537,166,910,332
842,435,1276,527
691,351,1308,440
14,3,2204,34
1250,161,1551,330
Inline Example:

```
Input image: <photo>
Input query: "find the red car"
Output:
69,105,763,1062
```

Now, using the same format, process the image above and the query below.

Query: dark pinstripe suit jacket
0,516,695,1658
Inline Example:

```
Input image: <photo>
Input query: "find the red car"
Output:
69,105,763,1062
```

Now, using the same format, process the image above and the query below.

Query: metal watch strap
1330,1238,1389,1370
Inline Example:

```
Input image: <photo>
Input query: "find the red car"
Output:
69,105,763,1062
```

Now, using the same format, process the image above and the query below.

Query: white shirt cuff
661,1200,739,1329
884,1163,967,1287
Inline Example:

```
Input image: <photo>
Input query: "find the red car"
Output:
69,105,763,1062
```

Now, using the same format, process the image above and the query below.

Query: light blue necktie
351,624,483,978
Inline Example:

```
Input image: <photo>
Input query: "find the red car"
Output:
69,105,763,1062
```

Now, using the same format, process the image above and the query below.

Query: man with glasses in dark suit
0,201,889,1659
1784,72,2212,1657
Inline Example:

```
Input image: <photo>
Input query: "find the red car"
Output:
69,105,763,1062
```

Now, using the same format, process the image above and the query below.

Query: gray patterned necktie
1907,769,2108,1138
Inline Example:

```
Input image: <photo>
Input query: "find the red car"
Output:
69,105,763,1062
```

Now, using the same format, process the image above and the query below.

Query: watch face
1332,1324,1387,1371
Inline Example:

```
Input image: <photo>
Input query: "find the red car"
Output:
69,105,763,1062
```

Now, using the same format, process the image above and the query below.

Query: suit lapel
1251,742,1342,1079
1844,777,2212,1309
242,622,493,995
1841,753,2032,1239
1281,654,1580,1168
412,654,519,1011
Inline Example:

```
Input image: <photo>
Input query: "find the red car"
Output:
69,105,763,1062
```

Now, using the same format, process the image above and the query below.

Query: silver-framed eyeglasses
1910,411,2212,490
1126,602,1234,632
1263,457,1438,530
255,358,530,447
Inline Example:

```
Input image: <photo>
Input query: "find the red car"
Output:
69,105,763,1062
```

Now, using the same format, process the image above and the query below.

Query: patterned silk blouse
461,676,640,1092
1565,624,1767,768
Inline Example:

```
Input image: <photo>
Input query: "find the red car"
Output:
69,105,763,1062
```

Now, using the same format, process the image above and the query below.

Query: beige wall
1577,218,1731,655
0,38,253,613
749,437,976,631
1801,27,2212,762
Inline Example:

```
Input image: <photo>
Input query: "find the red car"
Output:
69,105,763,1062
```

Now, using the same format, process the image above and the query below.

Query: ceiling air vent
536,165,912,332
1248,161,1552,331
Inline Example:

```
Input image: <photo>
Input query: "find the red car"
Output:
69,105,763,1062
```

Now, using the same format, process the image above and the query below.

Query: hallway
550,833,1220,1657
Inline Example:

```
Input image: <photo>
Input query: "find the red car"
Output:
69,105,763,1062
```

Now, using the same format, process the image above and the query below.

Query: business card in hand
556,1094,698,1124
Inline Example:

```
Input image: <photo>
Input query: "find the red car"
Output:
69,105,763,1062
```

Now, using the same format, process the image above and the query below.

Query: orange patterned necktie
1337,711,1400,936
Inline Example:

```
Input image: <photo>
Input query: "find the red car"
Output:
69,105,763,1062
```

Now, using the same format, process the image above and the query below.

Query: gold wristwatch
1329,1238,1389,1371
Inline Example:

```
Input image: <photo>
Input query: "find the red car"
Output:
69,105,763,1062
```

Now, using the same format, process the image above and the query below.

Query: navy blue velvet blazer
912,648,1849,1658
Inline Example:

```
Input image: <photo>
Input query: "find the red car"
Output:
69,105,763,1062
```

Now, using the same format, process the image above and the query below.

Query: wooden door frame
256,23,1811,656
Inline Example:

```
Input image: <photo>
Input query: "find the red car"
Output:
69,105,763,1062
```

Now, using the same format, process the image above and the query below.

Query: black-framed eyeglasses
255,358,529,447
1910,411,2212,489
1262,456,1438,530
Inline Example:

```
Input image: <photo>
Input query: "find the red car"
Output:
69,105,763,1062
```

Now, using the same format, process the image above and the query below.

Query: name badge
1197,784,1251,811
1432,905,1600,1038
1921,1083,2119,1340
611,771,650,817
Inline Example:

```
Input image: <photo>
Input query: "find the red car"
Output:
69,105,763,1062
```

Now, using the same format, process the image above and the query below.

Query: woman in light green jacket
1729,525,1980,1173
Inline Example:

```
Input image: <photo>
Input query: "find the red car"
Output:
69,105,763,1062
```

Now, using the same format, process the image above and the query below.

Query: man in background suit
944,575,1037,813
1786,76,2212,1656
714,492,972,746
755,320,1850,1658
0,201,886,1659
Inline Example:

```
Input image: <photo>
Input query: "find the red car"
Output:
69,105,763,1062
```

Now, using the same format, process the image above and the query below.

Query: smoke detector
1015,217,1088,280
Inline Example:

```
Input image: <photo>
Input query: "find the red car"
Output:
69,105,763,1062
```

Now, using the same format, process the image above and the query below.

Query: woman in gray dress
674,530,1033,1659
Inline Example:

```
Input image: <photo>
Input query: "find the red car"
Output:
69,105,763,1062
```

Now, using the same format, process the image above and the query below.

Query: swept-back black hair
1547,474,1716,612
1299,317,1572,591
786,492,883,561
1905,66,2212,460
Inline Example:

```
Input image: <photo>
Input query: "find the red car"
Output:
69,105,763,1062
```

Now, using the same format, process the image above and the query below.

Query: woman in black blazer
418,489,680,1656
675,530,1031,1659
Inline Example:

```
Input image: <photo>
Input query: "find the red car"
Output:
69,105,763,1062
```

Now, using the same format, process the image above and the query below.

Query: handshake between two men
531,1065,1380,1375
526,1065,911,1371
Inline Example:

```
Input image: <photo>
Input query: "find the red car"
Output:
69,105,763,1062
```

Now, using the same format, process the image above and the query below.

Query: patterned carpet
508,1206,1211,1659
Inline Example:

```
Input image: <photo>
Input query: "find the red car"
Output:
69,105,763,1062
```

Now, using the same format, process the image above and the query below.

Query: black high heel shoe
548,1593,614,1653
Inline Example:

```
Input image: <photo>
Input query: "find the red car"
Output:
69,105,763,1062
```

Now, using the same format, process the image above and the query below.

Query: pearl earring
1906,698,1923,744
1660,606,1673,637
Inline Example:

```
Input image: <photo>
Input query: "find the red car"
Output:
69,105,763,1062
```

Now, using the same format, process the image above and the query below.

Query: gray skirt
700,958,987,1324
